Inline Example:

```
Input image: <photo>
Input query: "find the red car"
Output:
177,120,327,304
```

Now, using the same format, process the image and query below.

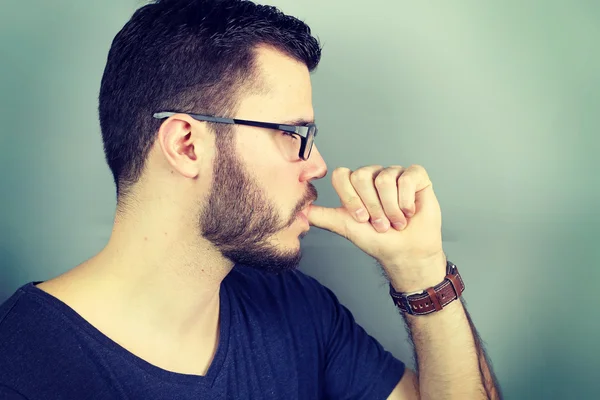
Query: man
0,0,502,398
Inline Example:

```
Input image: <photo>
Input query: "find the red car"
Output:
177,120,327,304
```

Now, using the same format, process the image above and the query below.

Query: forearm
387,255,501,400
402,298,501,399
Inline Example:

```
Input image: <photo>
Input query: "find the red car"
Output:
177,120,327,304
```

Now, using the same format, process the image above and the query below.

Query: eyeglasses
153,111,318,161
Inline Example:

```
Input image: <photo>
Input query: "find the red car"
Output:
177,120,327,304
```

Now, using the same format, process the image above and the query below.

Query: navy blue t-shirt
0,265,405,399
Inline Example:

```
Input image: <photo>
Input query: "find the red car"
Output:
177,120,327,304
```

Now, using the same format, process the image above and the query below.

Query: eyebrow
281,118,315,126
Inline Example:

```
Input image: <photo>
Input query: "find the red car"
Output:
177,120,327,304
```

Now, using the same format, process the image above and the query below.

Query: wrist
387,253,447,293
388,258,466,316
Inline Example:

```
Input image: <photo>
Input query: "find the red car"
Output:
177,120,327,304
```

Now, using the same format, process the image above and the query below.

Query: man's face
199,46,328,274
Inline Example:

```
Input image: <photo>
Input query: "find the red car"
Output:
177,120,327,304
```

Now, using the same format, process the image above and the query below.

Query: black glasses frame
153,111,317,160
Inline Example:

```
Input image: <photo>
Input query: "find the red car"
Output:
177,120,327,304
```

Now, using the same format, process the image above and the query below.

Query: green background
1,1,598,398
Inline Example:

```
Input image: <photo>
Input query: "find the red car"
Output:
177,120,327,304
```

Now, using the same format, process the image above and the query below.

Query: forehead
235,45,314,123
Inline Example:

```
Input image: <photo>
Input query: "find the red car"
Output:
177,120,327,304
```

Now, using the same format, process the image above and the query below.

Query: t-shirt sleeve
303,274,406,400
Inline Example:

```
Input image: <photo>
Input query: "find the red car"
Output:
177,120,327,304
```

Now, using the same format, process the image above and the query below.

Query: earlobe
157,116,201,179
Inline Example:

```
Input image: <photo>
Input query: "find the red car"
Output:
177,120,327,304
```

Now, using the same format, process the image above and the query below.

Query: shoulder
0,283,99,392
0,283,58,357
0,283,50,385
0,283,43,339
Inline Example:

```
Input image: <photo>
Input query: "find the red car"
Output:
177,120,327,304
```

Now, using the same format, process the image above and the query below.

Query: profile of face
199,47,327,274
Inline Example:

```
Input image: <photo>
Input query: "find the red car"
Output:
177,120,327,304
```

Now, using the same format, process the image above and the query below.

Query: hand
307,164,446,290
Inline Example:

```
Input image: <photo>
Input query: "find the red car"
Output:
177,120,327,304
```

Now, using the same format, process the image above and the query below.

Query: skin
37,45,500,399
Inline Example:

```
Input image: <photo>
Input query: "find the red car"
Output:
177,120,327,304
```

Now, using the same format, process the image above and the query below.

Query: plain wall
1,1,598,398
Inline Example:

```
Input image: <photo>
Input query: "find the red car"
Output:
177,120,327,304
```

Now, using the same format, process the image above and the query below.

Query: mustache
296,183,318,213
284,183,319,227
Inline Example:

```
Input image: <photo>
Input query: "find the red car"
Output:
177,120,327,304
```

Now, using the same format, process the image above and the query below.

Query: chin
278,227,308,250
231,247,303,275
222,233,304,275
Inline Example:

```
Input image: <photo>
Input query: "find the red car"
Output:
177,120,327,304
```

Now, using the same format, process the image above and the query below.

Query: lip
303,201,314,213
300,202,313,217
295,201,313,227
297,210,309,226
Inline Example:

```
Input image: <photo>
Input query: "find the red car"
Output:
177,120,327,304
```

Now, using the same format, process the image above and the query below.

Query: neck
54,201,234,343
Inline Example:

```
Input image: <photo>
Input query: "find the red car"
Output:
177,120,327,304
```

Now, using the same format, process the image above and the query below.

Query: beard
199,132,318,274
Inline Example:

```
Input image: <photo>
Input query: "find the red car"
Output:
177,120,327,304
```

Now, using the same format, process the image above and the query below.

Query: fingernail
392,222,405,230
355,208,368,222
372,218,389,232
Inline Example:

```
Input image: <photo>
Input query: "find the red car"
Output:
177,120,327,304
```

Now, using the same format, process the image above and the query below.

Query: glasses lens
302,125,316,160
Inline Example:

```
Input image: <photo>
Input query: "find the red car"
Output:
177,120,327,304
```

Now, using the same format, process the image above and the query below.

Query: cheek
256,162,301,217
235,134,301,211
274,134,302,162
265,165,296,200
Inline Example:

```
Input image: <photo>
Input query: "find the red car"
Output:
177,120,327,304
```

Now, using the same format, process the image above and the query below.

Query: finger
375,166,408,230
331,167,370,223
349,165,391,233
398,164,430,217
306,204,350,237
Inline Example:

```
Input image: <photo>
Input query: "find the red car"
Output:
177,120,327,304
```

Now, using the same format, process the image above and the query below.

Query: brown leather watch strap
389,260,465,316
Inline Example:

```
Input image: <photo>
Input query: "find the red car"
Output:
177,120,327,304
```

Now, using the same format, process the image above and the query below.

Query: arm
386,256,502,399
307,164,503,400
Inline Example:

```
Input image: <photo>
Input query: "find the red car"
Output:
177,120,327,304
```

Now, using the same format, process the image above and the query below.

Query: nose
300,144,328,182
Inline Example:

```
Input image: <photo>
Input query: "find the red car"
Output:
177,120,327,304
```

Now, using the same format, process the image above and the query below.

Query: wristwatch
389,260,465,316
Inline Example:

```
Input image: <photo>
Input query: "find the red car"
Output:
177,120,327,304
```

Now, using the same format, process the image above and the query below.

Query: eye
282,131,298,140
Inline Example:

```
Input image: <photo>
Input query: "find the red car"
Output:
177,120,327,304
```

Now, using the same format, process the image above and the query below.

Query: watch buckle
400,289,423,315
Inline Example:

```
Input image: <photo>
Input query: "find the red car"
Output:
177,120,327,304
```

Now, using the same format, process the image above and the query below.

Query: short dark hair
98,0,322,199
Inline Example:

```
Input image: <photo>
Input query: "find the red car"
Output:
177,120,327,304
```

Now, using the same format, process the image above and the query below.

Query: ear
155,114,209,179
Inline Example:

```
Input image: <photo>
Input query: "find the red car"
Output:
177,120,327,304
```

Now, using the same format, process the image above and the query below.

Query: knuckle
397,173,411,186
375,172,395,188
351,169,374,184
412,163,428,176
331,168,350,189
332,167,350,180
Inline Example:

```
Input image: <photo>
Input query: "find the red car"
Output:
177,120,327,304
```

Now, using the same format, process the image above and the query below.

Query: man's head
98,0,328,273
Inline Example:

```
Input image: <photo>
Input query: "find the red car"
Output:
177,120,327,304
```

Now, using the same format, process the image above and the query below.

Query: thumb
307,204,350,237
